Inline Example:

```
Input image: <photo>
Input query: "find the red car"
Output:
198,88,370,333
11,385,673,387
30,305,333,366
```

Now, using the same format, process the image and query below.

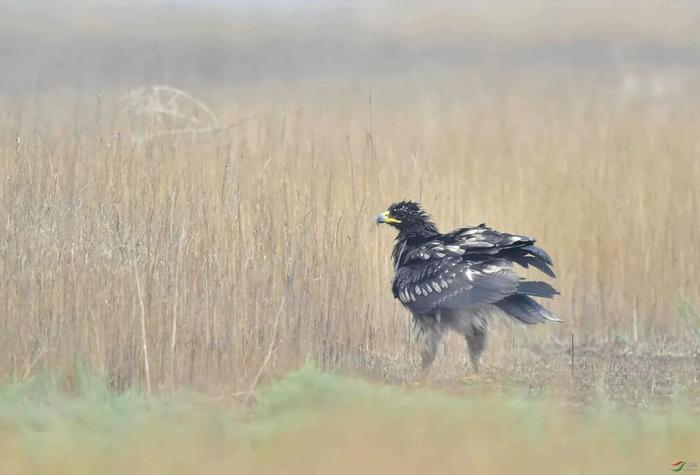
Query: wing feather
392,257,521,315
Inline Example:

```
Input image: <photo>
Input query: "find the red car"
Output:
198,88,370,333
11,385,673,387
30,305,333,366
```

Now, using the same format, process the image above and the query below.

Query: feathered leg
415,313,443,376
465,319,488,372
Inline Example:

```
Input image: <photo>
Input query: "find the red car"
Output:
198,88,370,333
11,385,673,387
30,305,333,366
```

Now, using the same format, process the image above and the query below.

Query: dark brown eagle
376,201,560,375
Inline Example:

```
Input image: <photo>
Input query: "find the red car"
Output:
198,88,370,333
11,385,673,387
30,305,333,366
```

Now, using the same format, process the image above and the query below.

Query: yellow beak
376,210,402,225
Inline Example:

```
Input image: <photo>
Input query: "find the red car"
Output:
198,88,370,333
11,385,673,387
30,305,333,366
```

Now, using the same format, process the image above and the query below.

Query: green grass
0,365,697,475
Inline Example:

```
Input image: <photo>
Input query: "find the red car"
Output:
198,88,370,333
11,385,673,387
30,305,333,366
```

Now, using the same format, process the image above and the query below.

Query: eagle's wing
444,225,556,277
392,241,521,315
391,228,558,316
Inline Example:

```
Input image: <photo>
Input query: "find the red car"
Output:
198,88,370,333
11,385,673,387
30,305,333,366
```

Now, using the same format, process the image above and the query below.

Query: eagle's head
376,201,438,238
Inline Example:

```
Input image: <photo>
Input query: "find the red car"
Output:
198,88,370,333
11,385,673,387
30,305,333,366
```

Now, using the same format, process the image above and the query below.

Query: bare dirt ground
344,343,700,410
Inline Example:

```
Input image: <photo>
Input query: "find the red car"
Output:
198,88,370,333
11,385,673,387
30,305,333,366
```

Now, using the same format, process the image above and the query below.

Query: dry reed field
0,2,699,472
2,76,699,398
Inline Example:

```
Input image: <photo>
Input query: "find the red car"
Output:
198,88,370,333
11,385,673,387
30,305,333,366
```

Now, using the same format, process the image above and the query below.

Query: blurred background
1,0,699,395
3,0,700,95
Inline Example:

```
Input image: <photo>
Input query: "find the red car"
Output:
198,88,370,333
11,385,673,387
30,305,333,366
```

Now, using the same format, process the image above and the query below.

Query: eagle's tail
496,294,561,324
516,280,559,299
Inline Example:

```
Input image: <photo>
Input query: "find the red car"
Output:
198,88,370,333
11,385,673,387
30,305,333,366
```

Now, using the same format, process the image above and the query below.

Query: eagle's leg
464,319,488,373
415,313,443,377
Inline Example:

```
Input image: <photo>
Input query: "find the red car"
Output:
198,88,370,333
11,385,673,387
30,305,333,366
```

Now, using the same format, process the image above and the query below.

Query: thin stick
632,297,639,344
244,297,285,404
133,249,152,397
570,332,574,376
22,347,47,380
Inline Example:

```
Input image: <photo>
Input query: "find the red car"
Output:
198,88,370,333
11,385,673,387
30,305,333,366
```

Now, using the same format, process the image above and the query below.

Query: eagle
376,201,560,375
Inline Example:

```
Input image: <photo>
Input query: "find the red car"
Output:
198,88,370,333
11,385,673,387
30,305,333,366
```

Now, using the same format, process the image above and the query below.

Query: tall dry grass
1,75,699,392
